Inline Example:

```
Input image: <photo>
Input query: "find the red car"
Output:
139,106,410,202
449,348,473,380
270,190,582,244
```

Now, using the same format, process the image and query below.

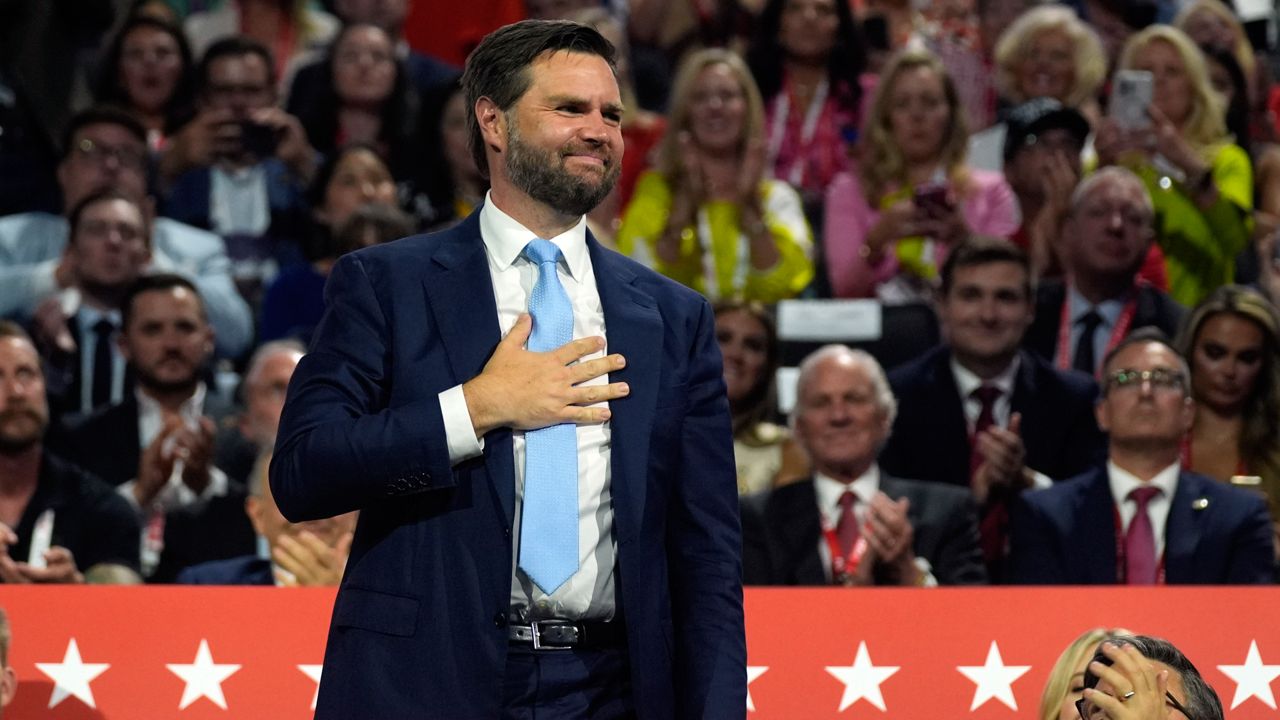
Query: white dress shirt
439,193,615,621
1108,460,1180,560
118,382,229,513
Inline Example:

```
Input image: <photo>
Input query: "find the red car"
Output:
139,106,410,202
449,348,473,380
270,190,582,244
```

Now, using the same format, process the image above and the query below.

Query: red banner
3,586,1280,718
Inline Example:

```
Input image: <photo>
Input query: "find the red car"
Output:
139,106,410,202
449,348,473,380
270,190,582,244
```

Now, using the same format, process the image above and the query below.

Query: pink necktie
1125,486,1161,585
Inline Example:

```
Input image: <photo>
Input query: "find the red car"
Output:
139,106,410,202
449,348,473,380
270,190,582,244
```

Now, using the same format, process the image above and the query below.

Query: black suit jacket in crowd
740,473,987,586
879,347,1106,486
1023,279,1186,367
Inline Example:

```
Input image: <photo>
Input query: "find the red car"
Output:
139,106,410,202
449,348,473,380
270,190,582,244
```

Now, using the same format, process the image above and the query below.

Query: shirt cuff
913,556,939,588
1030,470,1053,491
440,384,484,464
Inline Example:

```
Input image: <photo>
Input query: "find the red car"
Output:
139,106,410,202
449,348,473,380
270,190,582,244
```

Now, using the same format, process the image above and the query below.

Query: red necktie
1125,486,1161,585
836,490,859,558
969,385,1002,480
970,385,1005,579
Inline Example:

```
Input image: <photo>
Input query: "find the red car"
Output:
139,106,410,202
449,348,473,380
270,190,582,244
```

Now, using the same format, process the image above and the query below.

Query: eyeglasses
72,138,147,171
1104,368,1186,394
1077,690,1193,719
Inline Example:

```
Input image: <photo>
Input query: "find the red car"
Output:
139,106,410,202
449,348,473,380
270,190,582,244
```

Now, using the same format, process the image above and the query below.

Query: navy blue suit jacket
879,347,1106,486
1009,466,1274,584
271,210,746,718
176,555,273,585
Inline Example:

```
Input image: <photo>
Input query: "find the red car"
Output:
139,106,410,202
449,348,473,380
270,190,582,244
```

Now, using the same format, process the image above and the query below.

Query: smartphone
239,120,280,157
913,183,951,216
1111,70,1153,130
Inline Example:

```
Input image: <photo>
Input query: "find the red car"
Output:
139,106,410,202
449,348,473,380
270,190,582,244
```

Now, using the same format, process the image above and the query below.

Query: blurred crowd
1,0,1280,589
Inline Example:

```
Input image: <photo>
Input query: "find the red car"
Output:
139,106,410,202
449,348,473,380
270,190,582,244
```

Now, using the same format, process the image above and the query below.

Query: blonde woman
823,48,1018,299
968,5,1106,171
617,49,814,302
1097,25,1253,307
1040,628,1132,720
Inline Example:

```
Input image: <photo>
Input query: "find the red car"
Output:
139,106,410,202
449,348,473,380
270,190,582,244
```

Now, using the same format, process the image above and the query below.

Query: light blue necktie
518,239,579,594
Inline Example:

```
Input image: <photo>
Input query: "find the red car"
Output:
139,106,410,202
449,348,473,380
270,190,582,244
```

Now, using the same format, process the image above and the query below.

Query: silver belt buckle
530,620,575,650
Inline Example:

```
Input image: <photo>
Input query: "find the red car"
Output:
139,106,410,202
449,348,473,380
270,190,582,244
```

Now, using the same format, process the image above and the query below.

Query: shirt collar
1068,285,1127,326
78,305,121,333
814,465,880,518
478,191,589,283
135,381,207,420
950,354,1020,400
1107,459,1180,507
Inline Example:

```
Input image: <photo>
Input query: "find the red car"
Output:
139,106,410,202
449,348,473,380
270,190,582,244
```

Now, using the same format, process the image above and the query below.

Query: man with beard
0,322,141,584
58,274,234,578
32,190,152,419
1010,329,1273,583
271,19,745,719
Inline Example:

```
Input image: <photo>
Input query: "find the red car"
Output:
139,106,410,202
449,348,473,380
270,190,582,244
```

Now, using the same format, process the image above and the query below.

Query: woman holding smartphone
823,49,1018,300
1096,25,1252,308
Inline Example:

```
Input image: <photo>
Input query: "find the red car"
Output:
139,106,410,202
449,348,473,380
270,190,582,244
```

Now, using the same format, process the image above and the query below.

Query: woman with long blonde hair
617,49,814,302
823,48,1018,299
1096,25,1253,307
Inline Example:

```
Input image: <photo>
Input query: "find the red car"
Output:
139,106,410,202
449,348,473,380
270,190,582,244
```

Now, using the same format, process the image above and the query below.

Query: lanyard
1112,504,1166,585
1055,284,1140,379
766,77,829,188
696,206,751,300
820,515,867,586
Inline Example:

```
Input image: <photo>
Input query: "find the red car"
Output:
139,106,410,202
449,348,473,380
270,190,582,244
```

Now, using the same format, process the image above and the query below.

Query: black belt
507,619,625,650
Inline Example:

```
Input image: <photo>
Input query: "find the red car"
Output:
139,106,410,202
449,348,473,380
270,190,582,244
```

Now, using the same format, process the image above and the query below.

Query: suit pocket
332,586,420,637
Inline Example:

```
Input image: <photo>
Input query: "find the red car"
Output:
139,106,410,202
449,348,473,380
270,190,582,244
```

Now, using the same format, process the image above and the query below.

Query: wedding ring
1121,690,1137,701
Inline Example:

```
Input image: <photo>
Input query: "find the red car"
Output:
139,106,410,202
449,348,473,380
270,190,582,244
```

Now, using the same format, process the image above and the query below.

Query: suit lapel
1164,472,1207,582
926,351,974,477
770,481,826,585
590,240,661,546
420,213,513,519
1075,468,1120,584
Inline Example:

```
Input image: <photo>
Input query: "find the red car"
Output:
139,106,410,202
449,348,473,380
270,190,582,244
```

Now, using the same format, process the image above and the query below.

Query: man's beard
505,120,620,217
0,407,47,454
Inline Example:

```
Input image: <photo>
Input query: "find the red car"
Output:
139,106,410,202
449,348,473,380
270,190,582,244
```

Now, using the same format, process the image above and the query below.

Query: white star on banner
746,666,768,712
166,639,241,710
1218,641,1280,710
34,638,109,709
299,664,324,710
825,641,900,712
957,641,1032,711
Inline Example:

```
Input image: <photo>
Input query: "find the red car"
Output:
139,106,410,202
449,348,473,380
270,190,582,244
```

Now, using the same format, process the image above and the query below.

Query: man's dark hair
1100,326,1180,378
460,19,616,180
67,188,147,245
60,106,148,162
1083,635,1223,720
0,320,34,347
197,35,277,96
122,273,205,329
938,236,1032,300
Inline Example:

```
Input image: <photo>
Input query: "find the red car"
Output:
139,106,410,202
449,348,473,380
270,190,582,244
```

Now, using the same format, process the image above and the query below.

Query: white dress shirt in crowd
1108,460,1180,560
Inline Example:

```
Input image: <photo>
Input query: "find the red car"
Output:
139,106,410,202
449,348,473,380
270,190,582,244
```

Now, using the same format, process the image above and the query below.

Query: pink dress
822,167,1019,298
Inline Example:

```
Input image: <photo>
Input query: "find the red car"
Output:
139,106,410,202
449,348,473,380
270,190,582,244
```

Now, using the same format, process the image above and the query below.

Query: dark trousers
501,645,636,719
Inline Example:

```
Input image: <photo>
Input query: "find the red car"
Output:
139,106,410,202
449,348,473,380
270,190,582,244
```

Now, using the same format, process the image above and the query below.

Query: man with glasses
0,106,252,360
1010,328,1273,583
1025,166,1184,378
1076,635,1222,720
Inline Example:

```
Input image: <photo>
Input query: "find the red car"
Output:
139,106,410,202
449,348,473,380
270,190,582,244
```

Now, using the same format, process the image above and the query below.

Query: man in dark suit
33,189,150,420
271,20,745,719
742,345,986,586
879,238,1105,579
1024,166,1184,376
57,274,236,578
1010,329,1273,584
